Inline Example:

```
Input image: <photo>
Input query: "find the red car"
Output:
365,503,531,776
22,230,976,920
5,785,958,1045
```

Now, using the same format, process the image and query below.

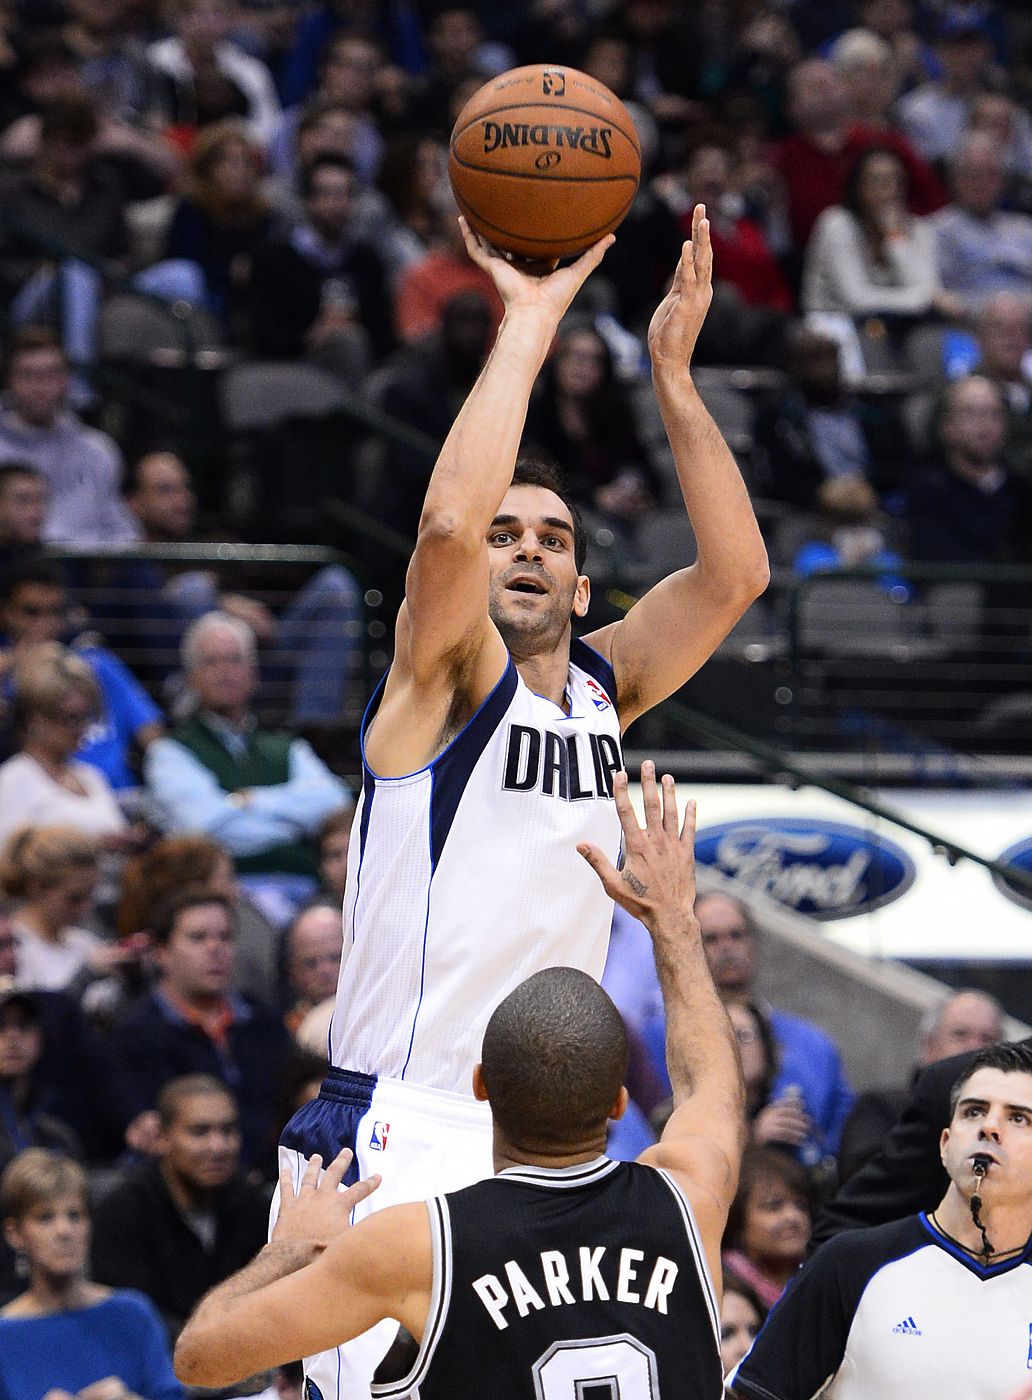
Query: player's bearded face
489,560,580,648
487,486,588,649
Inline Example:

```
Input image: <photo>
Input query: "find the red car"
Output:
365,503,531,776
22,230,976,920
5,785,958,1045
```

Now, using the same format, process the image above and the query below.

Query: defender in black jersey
730,1040,1032,1400
175,766,747,1398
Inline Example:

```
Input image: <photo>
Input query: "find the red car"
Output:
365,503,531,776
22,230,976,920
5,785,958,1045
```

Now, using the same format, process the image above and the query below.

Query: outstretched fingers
344,1172,382,1211
322,1146,354,1191
680,797,697,848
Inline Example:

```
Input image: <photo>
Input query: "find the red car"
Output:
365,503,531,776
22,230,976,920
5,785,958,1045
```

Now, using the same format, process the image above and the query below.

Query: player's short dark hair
510,456,588,573
150,885,234,947
949,1039,1032,1116
156,1073,236,1128
480,967,627,1150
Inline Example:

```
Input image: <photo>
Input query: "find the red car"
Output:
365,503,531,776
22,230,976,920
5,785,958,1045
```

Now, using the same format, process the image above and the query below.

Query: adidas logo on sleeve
892,1317,922,1336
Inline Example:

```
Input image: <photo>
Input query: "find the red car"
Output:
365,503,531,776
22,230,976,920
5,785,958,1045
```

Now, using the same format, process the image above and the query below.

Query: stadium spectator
282,900,342,1035
248,152,394,380
829,28,901,131
0,560,164,792
374,132,450,279
1,826,121,996
279,0,424,109
896,9,997,164
372,289,492,543
837,988,1004,1183
753,326,910,508
109,885,294,1172
0,648,133,851
0,1149,182,1400
0,465,48,566
801,146,955,324
929,134,1032,314
0,100,204,381
121,451,363,726
852,0,934,94
62,0,163,132
117,834,281,1007
696,891,854,1162
144,612,351,926
966,91,1032,212
793,476,910,595
725,999,820,1155
729,1043,1032,1400
164,120,274,333
665,143,792,312
148,0,282,152
770,57,943,255
270,29,385,187
393,190,502,344
719,1267,768,1387
316,806,351,902
262,95,363,225
233,0,305,106
407,4,496,138
0,328,138,544
969,291,1032,476
722,1145,815,1310
91,1075,270,1341
0,983,80,1178
522,324,661,527
905,375,1032,564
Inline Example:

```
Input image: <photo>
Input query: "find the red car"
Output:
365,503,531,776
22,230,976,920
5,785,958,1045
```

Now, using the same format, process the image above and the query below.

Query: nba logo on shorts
370,1120,390,1151
585,677,612,711
542,70,566,96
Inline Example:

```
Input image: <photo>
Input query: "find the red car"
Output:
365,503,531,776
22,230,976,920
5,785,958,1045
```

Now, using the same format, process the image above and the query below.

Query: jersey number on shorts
532,1334,660,1400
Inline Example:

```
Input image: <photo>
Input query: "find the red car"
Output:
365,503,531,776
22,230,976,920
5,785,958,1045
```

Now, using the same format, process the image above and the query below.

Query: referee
729,1040,1032,1400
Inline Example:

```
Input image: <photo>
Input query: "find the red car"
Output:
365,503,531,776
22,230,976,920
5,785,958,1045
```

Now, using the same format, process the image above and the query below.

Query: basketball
448,64,641,263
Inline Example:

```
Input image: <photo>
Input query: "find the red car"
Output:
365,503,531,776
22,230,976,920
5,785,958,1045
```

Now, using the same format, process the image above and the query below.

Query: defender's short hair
480,967,627,1149
510,456,588,573
949,1039,1032,1116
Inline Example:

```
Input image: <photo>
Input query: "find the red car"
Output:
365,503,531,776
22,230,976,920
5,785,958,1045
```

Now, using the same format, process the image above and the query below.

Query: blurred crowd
0,0,1031,1395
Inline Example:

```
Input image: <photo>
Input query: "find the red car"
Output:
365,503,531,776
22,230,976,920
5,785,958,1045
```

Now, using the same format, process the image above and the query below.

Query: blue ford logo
695,817,916,920
993,838,1032,914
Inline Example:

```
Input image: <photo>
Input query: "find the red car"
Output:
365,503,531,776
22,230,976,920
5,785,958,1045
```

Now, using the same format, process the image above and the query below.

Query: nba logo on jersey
584,678,611,711
369,1120,390,1151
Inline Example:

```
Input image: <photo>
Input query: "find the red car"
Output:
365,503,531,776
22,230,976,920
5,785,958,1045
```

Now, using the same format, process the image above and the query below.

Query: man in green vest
144,611,352,926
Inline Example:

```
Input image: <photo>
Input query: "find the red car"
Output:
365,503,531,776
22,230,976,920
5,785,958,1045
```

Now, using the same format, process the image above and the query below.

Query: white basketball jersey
329,638,624,1093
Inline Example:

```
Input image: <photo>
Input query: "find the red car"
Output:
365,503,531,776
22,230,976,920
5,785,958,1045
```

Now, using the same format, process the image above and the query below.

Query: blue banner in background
694,817,916,921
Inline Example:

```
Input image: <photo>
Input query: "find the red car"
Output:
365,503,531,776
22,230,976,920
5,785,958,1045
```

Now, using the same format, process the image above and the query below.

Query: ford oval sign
694,817,916,920
993,838,1032,914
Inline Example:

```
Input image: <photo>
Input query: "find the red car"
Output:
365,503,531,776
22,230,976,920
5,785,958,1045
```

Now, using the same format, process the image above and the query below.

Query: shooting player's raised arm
399,225,614,691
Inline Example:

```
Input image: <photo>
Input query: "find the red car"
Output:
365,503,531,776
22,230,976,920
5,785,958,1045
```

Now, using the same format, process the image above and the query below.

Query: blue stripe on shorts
279,1067,377,1187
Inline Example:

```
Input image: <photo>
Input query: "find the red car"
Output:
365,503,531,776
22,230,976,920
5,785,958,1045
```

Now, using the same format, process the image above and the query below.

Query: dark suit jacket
810,1049,978,1251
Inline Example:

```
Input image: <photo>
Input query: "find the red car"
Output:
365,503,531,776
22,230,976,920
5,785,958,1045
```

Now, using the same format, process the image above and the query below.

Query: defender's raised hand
459,216,614,323
647,203,713,372
273,1149,381,1254
577,761,697,930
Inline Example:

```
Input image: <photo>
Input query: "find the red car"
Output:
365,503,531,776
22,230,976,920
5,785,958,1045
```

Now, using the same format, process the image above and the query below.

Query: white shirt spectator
0,753,127,848
12,917,101,992
802,205,944,317
148,37,281,151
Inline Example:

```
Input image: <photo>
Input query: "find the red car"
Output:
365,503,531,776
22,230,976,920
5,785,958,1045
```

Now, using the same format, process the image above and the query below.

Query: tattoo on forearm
622,871,647,898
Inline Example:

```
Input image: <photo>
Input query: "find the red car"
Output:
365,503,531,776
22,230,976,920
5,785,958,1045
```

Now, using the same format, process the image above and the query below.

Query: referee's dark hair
479,967,628,1150
949,1039,1032,1116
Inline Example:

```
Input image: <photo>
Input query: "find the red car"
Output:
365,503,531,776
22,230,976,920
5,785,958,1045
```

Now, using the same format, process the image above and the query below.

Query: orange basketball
448,64,641,262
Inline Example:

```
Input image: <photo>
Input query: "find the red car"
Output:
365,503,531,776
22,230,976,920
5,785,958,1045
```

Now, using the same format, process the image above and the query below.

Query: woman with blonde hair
0,645,129,851
1,827,136,995
0,1149,181,1399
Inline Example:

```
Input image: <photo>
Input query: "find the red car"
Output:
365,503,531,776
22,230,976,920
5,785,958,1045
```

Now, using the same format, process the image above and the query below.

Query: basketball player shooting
275,204,768,1397
176,771,746,1400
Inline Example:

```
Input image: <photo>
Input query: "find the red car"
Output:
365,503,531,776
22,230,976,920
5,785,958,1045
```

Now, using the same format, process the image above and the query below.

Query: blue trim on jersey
279,1068,376,1187
397,660,518,1080
570,636,617,706
429,660,519,867
918,1211,1032,1278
